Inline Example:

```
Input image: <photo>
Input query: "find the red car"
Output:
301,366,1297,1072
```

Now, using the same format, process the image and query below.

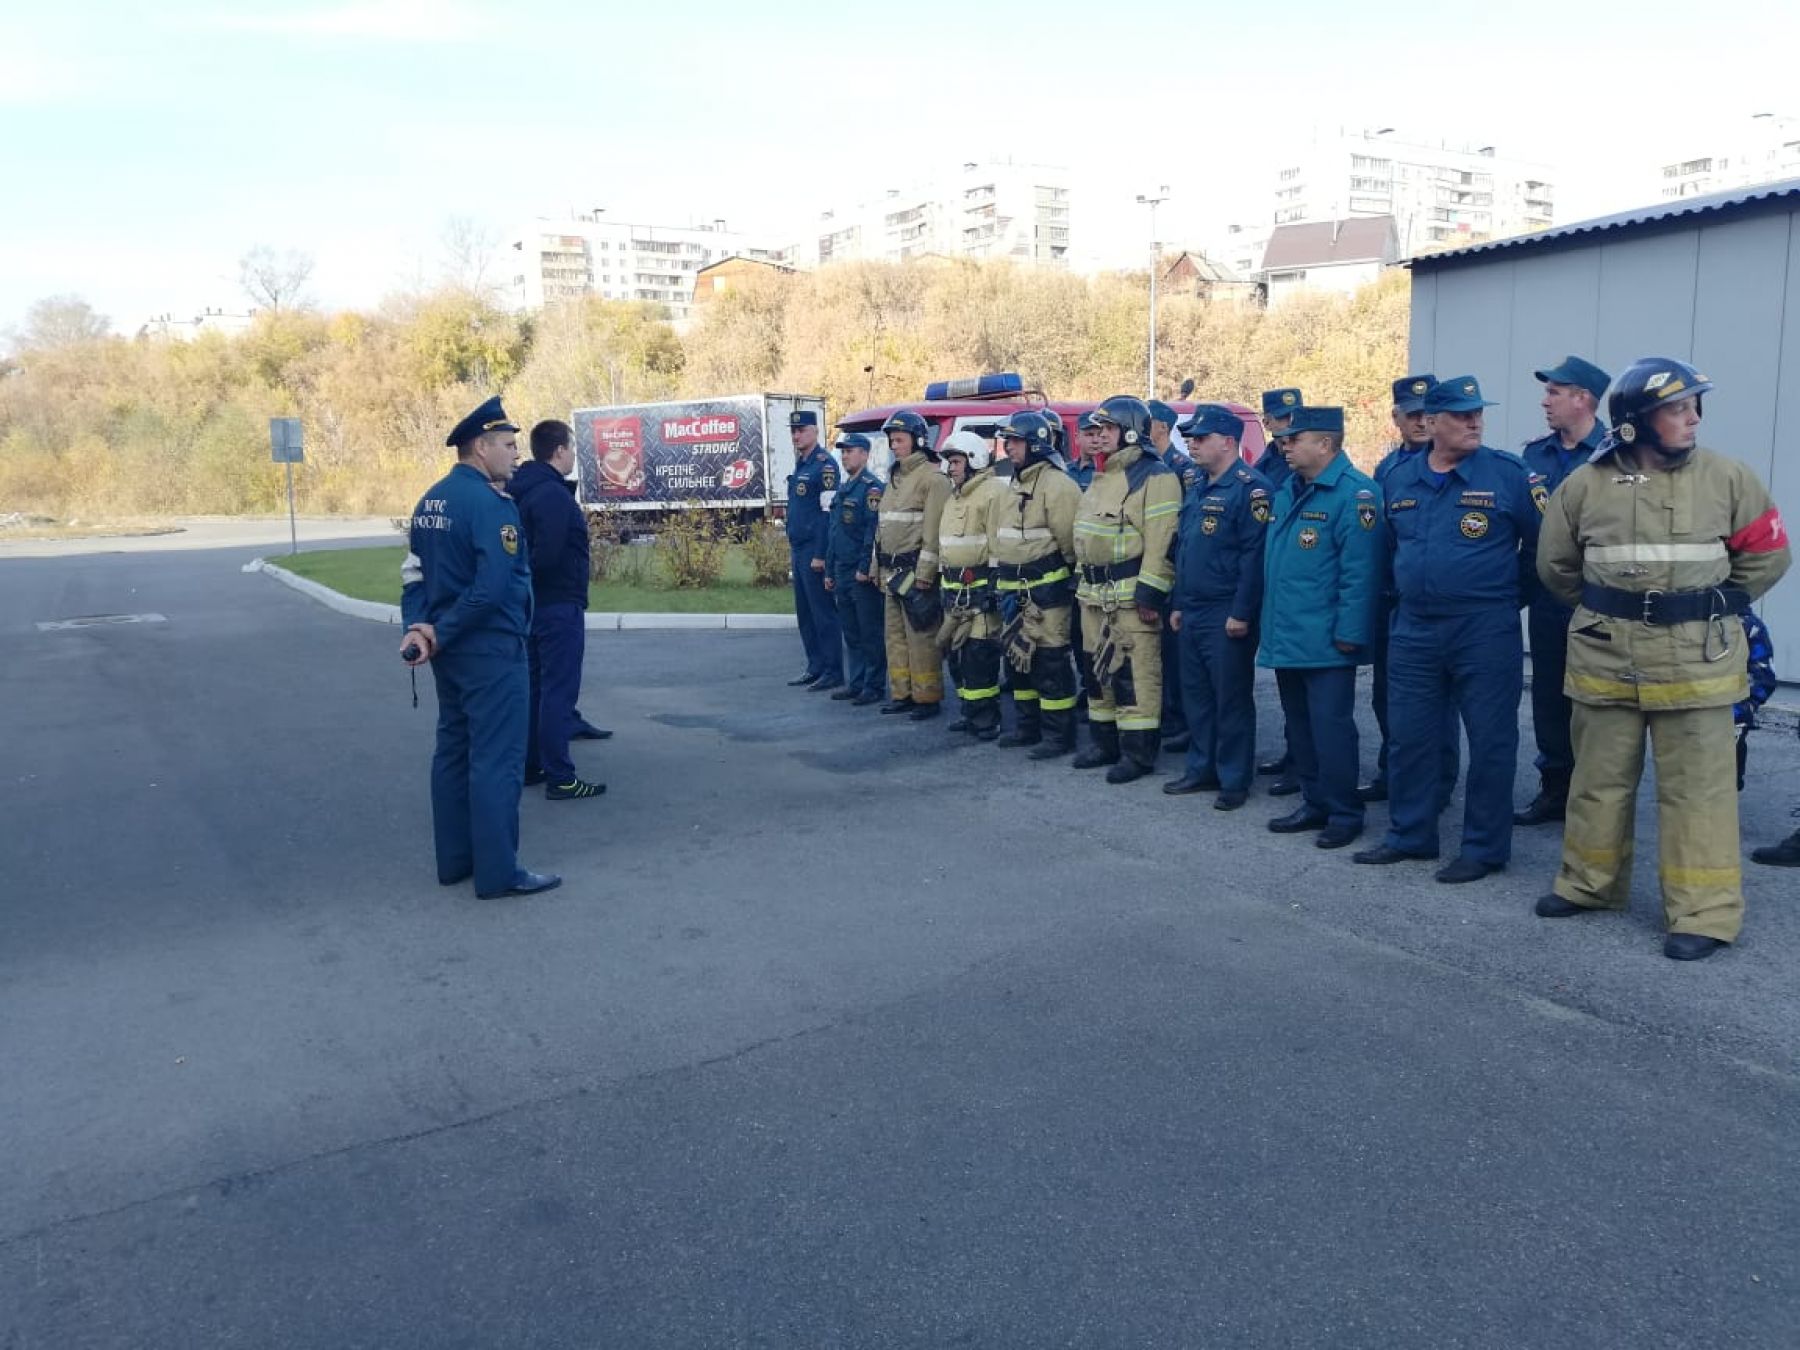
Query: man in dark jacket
513,420,603,801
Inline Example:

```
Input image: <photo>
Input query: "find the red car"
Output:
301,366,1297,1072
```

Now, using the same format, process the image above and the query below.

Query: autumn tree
238,245,316,312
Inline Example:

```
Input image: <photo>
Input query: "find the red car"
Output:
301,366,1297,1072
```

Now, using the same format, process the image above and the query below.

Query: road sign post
269,418,304,555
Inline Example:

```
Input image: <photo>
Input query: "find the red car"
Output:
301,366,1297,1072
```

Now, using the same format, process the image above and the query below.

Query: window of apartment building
1351,155,1390,172
1279,167,1301,181
1348,176,1389,192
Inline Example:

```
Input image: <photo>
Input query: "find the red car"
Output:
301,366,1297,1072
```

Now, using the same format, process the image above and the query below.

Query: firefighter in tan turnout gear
990,411,1083,758
1071,396,1184,783
875,410,953,720
1533,358,1791,960
934,430,1010,739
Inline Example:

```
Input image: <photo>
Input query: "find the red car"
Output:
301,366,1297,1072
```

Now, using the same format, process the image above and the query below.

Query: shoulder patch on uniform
867,486,883,504
1531,483,1549,513
500,523,519,555
1356,502,1376,531
821,466,838,490
1250,494,1272,524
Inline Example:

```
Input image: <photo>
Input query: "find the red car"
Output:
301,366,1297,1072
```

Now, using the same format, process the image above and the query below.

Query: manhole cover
36,613,168,631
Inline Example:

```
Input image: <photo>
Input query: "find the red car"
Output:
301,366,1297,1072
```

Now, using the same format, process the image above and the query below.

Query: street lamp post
1136,187,1170,399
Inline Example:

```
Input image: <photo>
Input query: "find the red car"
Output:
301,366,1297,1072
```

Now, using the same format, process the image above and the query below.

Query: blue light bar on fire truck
923,373,1024,401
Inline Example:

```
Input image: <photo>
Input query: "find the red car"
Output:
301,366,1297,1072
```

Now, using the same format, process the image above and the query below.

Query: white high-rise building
1657,113,1800,200
504,213,791,321
789,160,1073,270
1268,129,1555,257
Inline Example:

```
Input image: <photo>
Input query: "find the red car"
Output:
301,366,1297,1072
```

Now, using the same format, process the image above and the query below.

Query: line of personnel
781,359,1792,962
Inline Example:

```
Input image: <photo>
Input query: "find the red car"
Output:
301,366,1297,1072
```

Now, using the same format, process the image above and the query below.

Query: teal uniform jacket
1257,453,1382,669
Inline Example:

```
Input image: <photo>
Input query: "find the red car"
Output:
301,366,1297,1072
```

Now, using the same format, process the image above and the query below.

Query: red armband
1728,508,1788,554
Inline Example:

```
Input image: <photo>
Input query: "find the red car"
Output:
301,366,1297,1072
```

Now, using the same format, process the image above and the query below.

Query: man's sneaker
546,778,606,800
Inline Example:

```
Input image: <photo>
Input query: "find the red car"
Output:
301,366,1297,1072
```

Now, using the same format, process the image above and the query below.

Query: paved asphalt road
3,524,1797,1349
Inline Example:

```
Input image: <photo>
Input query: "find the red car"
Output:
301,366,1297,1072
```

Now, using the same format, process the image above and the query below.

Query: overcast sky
5,0,1797,334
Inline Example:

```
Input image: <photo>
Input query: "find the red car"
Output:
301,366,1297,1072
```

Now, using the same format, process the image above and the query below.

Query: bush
584,506,630,581
739,516,791,587
652,506,730,589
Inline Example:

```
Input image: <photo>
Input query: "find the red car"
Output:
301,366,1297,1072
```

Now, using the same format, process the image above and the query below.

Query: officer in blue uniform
1068,411,1099,490
400,396,560,900
1354,376,1540,883
784,410,844,690
1254,388,1301,490
1515,355,1610,826
1146,401,1200,751
823,431,887,705
1258,406,1381,849
1364,374,1461,805
1164,406,1273,809
1254,387,1303,791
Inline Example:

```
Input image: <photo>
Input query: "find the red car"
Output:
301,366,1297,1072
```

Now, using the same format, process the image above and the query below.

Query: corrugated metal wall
1409,208,1800,678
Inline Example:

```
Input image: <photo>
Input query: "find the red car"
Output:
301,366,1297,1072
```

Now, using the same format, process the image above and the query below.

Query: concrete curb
253,559,403,625
252,558,798,632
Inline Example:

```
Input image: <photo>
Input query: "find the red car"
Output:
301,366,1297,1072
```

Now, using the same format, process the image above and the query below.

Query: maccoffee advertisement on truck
572,397,771,509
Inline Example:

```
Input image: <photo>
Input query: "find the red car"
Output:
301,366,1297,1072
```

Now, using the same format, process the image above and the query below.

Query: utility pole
1136,187,1170,399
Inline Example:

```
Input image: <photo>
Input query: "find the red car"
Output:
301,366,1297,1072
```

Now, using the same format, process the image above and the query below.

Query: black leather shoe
546,778,606,800
1513,791,1567,826
1352,844,1435,865
1534,893,1593,918
1268,773,1302,797
1750,828,1800,867
1106,759,1152,785
788,671,822,687
1162,734,1192,755
1357,778,1389,804
853,690,885,706
809,677,844,692
524,768,546,787
438,869,473,887
879,698,916,715
477,869,562,900
1162,772,1219,795
1268,807,1328,834
1436,856,1500,884
1257,755,1289,776
830,687,859,701
908,701,942,721
1315,824,1361,850
1214,790,1248,811
572,723,613,741
1664,933,1727,961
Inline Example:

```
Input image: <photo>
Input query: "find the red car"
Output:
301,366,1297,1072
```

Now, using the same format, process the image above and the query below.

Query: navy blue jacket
1373,441,1429,486
1258,454,1382,669
825,468,884,576
1381,446,1542,615
510,459,591,609
1153,442,1202,494
402,461,533,654
785,447,839,563
1518,419,1604,609
1066,458,1095,490
1173,462,1274,619
1253,441,1292,490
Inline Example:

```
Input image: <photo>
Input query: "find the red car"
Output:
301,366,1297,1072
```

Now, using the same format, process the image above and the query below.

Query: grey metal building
1408,179,1800,674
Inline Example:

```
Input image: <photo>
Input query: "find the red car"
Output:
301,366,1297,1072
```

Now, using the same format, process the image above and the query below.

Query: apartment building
505,214,791,321
789,161,1073,270
1657,113,1800,200
1269,129,1555,256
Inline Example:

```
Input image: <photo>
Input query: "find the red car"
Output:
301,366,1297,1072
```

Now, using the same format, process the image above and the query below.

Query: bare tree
18,294,111,349
238,245,316,312
440,215,501,296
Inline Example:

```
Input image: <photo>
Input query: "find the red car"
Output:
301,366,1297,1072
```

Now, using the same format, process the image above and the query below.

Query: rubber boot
1028,706,1076,760
969,698,1002,742
1106,728,1158,784
1072,720,1120,769
997,701,1042,748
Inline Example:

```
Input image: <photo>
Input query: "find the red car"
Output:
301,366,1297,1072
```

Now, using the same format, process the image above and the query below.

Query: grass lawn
278,545,793,613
